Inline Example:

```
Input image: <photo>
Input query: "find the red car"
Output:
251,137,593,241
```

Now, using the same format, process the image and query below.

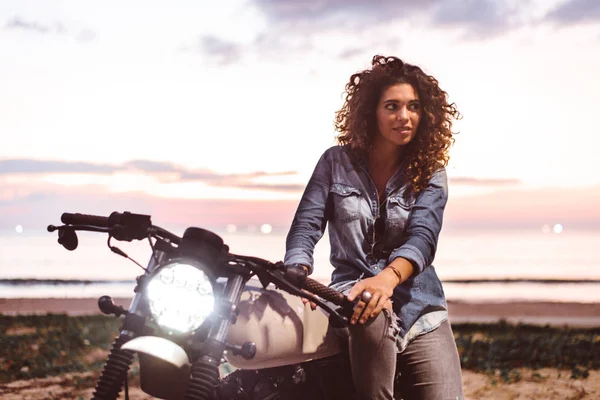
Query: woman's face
375,83,421,149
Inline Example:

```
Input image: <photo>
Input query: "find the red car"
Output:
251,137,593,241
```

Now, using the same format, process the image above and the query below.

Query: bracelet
386,264,403,284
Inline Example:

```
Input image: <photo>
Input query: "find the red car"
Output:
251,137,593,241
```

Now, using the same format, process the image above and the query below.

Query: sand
2,297,599,399
2,366,600,399
2,297,600,327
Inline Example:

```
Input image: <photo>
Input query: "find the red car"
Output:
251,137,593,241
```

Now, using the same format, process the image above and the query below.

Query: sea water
1,228,599,303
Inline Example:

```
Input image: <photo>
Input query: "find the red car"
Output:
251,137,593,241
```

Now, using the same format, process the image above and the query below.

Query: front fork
91,250,168,400
183,275,246,400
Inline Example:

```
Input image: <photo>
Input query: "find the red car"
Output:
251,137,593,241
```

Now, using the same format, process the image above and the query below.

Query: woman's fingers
360,293,381,323
349,281,367,323
369,296,388,319
347,281,366,302
301,291,318,310
348,278,394,324
351,298,367,324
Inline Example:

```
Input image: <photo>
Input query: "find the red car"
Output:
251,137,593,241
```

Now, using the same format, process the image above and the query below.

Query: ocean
1,227,599,303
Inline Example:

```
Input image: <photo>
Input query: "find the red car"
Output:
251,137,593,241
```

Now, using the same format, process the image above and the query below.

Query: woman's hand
347,269,400,324
300,290,318,310
298,265,317,310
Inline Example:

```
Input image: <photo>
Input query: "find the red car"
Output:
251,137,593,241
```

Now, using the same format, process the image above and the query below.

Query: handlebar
304,277,345,306
55,211,170,243
51,211,352,323
61,213,111,227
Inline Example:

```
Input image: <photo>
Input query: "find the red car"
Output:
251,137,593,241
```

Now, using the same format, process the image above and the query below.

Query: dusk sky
1,0,600,232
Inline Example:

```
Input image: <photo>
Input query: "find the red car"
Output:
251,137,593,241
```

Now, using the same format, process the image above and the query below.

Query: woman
284,55,464,399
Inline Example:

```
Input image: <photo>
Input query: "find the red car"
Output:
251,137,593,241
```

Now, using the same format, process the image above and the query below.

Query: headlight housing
146,260,215,334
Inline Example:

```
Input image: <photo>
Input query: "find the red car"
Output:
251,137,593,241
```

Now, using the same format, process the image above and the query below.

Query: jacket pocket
330,183,362,222
389,196,414,210
387,195,414,232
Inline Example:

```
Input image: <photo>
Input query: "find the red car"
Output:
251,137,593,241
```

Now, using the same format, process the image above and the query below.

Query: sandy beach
2,297,599,399
1,368,599,400
2,297,600,327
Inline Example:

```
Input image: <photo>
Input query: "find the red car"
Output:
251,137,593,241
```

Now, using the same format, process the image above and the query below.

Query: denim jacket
284,145,449,337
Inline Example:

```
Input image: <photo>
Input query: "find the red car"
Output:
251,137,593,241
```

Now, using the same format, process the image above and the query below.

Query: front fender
121,336,190,369
121,336,190,400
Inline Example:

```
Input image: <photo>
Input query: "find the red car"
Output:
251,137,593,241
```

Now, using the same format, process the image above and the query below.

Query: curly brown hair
334,55,461,194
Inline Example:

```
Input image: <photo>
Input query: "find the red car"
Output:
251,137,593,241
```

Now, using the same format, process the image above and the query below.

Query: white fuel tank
225,283,343,369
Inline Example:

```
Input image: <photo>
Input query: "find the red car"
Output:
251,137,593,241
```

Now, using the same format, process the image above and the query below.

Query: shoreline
2,297,600,327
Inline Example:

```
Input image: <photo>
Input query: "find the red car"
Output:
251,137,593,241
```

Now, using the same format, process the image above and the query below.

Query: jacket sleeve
388,168,448,276
284,150,333,274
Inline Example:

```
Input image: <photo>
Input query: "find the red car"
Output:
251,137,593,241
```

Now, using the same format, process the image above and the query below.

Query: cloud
4,17,64,34
543,0,600,25
0,192,51,207
75,29,96,42
334,36,403,61
197,35,245,65
0,158,299,192
2,183,600,231
195,0,537,66
0,159,115,174
0,158,524,194
3,16,96,42
252,0,438,27
450,177,521,186
337,46,367,60
444,184,600,230
197,0,426,64
228,182,306,192
0,187,299,231
122,160,182,173
179,170,296,181
254,0,528,36
431,0,531,38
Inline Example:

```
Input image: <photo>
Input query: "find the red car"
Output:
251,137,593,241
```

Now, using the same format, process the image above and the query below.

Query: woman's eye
408,103,420,111
385,103,398,110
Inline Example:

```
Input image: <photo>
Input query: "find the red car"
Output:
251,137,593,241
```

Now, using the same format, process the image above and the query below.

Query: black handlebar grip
61,213,110,227
304,277,345,306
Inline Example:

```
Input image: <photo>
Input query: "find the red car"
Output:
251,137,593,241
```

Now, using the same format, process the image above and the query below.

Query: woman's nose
396,107,409,120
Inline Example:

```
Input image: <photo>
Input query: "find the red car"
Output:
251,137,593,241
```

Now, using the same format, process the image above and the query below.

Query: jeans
338,313,464,400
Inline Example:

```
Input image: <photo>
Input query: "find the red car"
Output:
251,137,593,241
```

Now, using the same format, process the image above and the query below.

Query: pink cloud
444,185,600,230
1,181,599,231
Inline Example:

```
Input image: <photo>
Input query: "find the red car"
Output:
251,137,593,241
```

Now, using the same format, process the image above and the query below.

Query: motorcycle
48,211,403,400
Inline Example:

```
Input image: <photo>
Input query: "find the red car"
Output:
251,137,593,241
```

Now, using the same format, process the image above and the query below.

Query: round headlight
146,261,215,334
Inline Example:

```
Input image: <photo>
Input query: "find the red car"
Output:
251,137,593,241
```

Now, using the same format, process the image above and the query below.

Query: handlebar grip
61,213,110,227
304,277,345,306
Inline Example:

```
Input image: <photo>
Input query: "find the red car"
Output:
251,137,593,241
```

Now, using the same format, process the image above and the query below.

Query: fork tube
213,275,245,342
184,275,246,400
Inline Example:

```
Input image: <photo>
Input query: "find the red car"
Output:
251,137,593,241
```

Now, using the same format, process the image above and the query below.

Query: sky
1,0,600,232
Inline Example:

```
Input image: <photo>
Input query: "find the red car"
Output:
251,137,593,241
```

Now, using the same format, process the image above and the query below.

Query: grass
1,315,598,384
0,314,120,383
455,320,600,381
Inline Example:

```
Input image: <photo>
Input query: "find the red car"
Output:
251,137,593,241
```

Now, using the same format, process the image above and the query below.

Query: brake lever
49,223,163,243
48,224,113,234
